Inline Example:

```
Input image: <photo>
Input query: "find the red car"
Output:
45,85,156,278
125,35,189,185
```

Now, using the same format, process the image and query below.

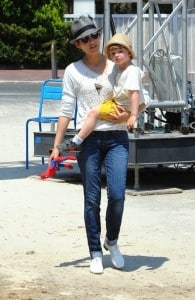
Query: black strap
74,24,96,39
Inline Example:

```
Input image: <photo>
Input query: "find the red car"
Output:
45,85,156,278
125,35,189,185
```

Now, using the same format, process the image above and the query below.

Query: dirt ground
0,79,195,299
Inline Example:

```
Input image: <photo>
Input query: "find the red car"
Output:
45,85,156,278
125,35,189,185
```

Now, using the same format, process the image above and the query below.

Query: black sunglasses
80,31,101,43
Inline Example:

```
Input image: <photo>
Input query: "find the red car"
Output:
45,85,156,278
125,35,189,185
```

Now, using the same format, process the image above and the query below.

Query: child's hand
127,115,137,130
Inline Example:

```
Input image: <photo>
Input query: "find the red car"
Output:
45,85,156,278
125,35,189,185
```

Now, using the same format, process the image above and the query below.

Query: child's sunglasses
80,31,101,43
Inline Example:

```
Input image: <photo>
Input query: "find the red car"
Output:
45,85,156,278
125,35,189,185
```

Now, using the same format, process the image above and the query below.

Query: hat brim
104,40,135,60
70,27,102,44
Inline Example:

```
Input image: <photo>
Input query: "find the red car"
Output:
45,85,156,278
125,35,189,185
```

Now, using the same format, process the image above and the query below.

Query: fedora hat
70,15,102,44
104,33,135,60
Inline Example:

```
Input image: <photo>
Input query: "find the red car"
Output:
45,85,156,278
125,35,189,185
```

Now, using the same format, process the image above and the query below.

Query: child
57,33,150,152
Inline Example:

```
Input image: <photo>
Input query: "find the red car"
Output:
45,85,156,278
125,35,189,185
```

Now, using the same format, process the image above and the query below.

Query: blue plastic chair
25,78,77,169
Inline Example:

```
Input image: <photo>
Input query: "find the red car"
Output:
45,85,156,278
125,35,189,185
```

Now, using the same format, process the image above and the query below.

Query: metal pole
181,0,188,125
137,0,143,68
103,0,111,45
172,3,179,54
51,40,58,79
149,1,155,99
155,3,182,101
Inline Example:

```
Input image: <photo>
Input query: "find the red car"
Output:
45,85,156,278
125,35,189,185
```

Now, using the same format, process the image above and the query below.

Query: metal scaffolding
103,0,189,126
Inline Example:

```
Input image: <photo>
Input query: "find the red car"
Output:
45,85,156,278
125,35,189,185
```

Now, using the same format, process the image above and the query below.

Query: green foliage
33,0,64,36
0,0,81,69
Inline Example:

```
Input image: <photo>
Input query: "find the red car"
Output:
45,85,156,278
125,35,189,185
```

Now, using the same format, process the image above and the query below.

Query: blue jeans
77,130,129,256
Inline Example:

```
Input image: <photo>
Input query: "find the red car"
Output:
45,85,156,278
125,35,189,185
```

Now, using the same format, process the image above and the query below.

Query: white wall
74,0,95,15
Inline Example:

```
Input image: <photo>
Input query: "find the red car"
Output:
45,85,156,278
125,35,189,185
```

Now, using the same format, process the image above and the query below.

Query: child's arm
126,90,139,130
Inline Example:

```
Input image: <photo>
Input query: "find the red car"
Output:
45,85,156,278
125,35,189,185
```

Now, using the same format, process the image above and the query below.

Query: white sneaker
104,239,124,269
90,252,103,274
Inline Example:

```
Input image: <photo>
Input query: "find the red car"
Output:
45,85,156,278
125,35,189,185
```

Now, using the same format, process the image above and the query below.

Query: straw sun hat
104,33,135,60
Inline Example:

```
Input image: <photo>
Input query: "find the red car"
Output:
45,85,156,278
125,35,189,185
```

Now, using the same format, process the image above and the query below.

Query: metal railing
65,1,195,127
64,13,195,74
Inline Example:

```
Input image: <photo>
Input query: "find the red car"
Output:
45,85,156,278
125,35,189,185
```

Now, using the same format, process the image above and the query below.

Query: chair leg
38,122,45,165
25,120,30,169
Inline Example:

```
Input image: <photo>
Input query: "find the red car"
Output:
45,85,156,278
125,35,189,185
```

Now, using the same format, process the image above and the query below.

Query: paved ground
0,69,64,82
1,94,195,299
1,69,195,299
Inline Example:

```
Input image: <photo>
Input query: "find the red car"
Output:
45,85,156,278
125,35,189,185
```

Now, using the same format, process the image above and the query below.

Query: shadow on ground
0,160,195,191
55,254,169,273
127,164,195,191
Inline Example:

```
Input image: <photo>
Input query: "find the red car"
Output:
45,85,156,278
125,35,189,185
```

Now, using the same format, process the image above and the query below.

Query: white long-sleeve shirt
59,59,127,131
